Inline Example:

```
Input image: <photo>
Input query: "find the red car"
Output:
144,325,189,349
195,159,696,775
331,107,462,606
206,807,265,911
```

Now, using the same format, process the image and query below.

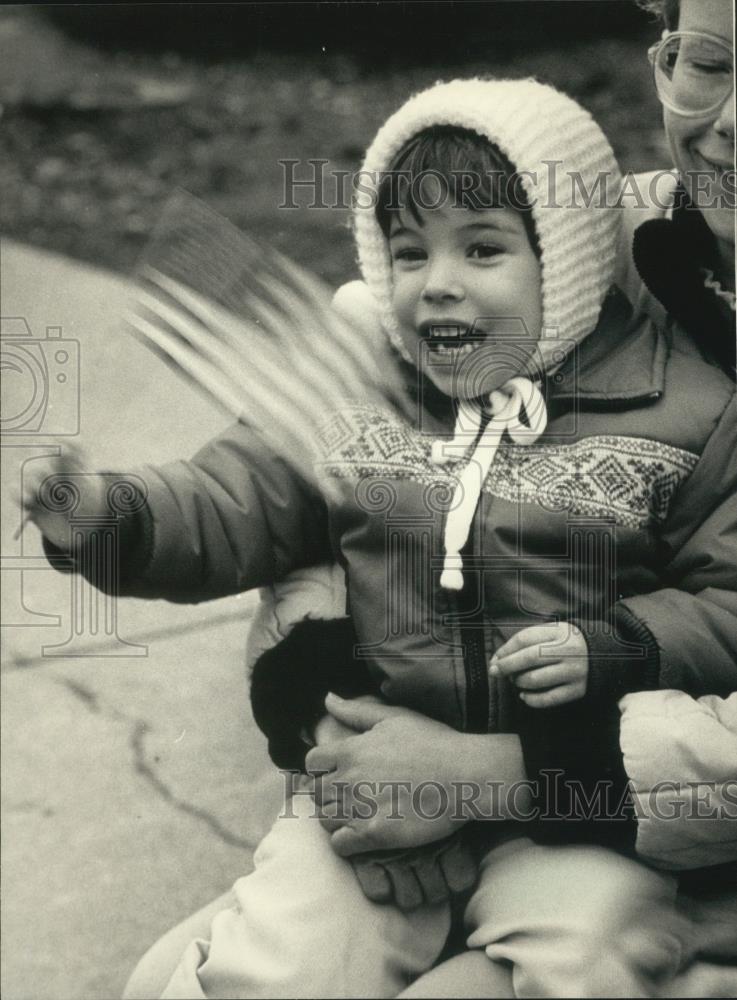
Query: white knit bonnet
353,77,623,371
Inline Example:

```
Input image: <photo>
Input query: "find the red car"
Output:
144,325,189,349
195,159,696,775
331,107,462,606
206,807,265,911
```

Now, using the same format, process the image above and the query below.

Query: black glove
250,617,378,771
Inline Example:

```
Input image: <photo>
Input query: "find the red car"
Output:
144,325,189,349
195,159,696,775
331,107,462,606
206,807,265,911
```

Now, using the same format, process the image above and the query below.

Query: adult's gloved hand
250,618,377,771
350,831,478,911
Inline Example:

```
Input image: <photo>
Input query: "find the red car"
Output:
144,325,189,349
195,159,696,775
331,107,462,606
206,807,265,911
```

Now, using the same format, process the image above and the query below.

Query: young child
236,79,737,1000
28,79,735,999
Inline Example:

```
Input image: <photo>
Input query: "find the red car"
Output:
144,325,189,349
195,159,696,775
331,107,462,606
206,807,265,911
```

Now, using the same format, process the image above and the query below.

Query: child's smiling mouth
419,321,481,357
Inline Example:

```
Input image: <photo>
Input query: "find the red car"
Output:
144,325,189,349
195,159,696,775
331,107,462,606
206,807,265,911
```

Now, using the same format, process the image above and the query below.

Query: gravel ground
1,5,669,286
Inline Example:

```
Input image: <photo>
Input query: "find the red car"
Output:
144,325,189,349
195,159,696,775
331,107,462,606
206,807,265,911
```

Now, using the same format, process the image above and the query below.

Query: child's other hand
21,446,107,550
490,622,589,708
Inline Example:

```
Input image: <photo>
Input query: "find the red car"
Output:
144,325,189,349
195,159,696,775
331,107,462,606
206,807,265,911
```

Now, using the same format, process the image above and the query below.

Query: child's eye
392,248,426,264
468,243,502,260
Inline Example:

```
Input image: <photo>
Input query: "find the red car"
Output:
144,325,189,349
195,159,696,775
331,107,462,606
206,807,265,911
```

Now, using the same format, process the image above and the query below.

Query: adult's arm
617,392,737,697
517,391,737,844
619,690,737,869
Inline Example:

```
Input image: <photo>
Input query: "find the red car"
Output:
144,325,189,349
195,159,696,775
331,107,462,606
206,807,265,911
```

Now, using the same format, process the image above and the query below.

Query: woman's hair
636,0,679,30
375,125,540,256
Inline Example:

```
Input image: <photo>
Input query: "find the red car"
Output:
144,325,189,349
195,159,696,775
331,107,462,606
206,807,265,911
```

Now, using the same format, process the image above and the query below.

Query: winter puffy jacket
65,287,735,801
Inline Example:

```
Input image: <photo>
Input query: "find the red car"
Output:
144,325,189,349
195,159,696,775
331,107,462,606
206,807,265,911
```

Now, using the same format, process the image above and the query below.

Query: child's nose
421,260,464,303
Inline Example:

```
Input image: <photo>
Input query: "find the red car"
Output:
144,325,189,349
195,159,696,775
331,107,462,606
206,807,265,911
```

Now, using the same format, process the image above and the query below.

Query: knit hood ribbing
353,77,623,371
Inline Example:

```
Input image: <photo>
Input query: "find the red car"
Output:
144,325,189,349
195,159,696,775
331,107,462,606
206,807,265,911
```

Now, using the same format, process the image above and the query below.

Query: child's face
389,203,543,399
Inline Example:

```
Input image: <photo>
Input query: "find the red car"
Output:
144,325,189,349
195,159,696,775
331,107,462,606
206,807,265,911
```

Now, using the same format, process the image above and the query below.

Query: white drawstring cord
431,399,485,467
431,377,548,590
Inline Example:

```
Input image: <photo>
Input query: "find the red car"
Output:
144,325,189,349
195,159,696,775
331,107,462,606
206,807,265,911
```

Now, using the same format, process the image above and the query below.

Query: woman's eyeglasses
648,30,734,118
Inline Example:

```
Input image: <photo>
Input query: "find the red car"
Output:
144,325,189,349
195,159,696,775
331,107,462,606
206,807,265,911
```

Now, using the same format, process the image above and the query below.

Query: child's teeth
432,342,474,356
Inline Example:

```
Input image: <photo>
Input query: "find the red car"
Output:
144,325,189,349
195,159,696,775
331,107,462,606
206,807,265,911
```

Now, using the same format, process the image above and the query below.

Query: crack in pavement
130,719,252,850
60,676,103,714
3,607,254,674
56,675,252,851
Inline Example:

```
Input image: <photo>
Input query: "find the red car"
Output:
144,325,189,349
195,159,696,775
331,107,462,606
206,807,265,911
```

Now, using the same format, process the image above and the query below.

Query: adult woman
400,0,736,994
620,0,735,374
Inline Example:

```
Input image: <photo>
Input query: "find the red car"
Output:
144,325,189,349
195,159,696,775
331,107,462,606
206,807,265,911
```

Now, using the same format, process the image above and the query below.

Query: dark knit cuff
514,608,657,850
516,698,637,851
574,608,660,709
41,534,77,573
42,500,154,589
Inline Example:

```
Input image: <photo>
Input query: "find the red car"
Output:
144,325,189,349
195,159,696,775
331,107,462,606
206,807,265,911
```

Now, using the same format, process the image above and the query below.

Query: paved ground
1,240,283,999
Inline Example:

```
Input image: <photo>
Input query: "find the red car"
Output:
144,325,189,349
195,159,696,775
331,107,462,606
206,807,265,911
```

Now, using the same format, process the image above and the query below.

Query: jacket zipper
457,543,490,734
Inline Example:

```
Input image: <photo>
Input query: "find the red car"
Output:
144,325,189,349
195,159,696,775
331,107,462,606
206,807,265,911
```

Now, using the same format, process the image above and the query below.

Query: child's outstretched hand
20,446,107,550
490,623,589,708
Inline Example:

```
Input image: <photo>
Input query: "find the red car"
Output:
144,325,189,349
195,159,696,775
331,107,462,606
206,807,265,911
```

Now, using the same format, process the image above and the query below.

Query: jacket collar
548,287,666,409
631,185,735,379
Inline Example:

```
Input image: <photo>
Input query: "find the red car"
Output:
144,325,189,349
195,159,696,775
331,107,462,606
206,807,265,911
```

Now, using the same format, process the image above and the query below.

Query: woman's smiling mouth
692,148,735,178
